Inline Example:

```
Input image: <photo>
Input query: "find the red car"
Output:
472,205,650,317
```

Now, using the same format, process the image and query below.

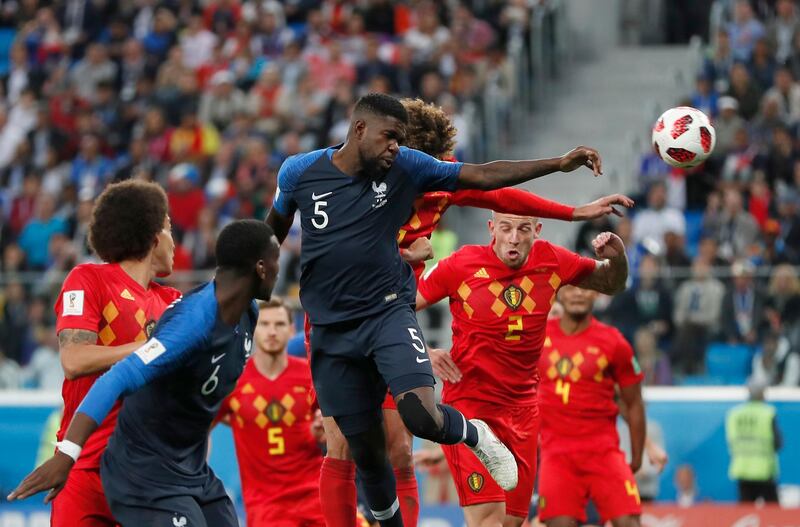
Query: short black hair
354,93,408,124
215,220,277,271
89,181,168,263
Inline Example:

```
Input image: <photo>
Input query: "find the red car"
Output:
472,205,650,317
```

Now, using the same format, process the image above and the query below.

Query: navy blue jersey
273,146,462,325
77,281,258,489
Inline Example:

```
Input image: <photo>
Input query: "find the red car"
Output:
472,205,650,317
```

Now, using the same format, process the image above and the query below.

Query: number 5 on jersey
311,191,331,229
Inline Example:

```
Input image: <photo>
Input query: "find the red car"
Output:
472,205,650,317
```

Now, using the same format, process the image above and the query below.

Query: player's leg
51,469,118,527
501,405,540,527
588,450,641,527
320,415,358,527
310,321,403,526
537,450,588,527
384,400,419,527
336,409,403,527
380,306,516,491
463,502,506,527
198,476,240,527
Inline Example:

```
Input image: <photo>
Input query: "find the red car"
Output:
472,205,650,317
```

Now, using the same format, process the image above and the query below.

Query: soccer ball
651,106,716,168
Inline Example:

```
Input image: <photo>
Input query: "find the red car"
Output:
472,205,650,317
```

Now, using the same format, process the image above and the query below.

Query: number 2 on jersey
505,315,523,341
268,427,285,455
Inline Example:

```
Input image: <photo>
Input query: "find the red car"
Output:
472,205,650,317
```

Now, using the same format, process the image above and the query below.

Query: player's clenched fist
559,146,603,176
8,452,73,503
591,232,624,259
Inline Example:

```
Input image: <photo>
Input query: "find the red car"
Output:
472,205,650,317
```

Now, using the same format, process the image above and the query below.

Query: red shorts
51,468,119,527
538,448,641,523
442,402,539,518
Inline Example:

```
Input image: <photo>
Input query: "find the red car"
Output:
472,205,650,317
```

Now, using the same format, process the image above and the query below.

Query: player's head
349,93,408,178
89,180,174,276
557,285,597,319
254,297,294,356
215,219,280,301
400,98,456,160
488,212,542,269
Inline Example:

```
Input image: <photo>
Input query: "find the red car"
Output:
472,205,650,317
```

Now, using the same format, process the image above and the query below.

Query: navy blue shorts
310,302,434,433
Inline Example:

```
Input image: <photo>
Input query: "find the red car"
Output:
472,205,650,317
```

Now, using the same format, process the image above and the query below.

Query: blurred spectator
709,188,761,261
767,0,800,63
181,13,218,70
70,133,113,197
663,231,692,285
451,3,495,58
167,163,205,237
632,181,685,255
691,73,719,118
728,0,766,62
199,70,250,131
757,124,795,190
634,327,673,386
721,260,766,345
671,258,725,373
725,383,781,503
0,281,30,364
705,30,734,90
0,348,21,389
17,194,67,270
748,38,776,92
674,464,703,507
762,66,800,123
405,3,450,64
750,331,800,386
726,62,763,120
775,187,800,263
70,43,117,103
750,97,784,151
574,215,614,257
713,96,747,159
605,254,673,344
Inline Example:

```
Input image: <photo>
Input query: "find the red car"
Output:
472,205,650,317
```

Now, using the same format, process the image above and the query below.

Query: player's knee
464,503,505,527
387,437,413,470
545,517,579,527
502,514,525,527
396,392,442,441
323,417,352,460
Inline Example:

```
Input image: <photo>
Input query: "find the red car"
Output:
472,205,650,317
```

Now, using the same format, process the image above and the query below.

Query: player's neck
214,271,256,326
559,314,592,335
119,258,154,290
253,350,288,380
331,142,360,176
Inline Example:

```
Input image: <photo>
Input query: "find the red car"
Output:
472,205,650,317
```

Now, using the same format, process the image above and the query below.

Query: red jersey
54,263,181,470
538,317,644,454
222,356,323,526
417,240,596,406
399,189,575,280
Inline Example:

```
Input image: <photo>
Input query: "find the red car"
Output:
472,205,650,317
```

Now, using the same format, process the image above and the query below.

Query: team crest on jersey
502,285,524,310
467,472,484,493
556,356,573,378
266,401,285,424
372,181,388,208
145,320,156,338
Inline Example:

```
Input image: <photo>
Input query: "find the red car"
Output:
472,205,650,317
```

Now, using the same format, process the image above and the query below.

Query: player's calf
610,515,640,527
544,516,580,527
463,502,506,527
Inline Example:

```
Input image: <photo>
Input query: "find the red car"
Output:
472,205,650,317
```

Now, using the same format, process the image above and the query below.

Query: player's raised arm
8,297,213,502
576,232,629,295
456,146,603,190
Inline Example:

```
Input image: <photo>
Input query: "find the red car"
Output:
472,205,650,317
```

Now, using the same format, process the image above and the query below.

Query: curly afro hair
400,98,457,160
88,181,168,263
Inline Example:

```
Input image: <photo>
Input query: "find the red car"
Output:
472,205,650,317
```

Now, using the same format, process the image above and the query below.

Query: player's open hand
591,232,624,260
646,441,669,474
429,348,461,383
400,237,434,264
573,194,634,221
7,451,74,503
559,146,603,176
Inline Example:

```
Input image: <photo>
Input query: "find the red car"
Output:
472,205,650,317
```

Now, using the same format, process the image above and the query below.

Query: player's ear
353,118,366,140
535,222,543,238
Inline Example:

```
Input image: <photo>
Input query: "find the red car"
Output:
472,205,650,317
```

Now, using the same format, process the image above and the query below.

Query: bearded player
415,213,629,527
50,180,180,526
537,285,645,527
218,298,325,527
317,98,635,527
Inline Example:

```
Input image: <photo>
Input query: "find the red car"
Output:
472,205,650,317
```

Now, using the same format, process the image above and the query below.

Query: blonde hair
768,264,800,296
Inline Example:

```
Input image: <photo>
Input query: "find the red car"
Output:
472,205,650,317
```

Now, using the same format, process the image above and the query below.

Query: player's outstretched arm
620,382,646,473
576,232,628,295
456,146,602,190
58,329,142,380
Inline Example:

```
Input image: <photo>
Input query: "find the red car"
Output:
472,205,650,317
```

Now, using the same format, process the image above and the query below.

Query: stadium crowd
0,0,529,388
587,0,800,385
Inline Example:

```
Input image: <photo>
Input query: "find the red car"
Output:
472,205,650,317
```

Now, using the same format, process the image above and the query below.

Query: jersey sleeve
417,252,460,305
609,329,644,388
76,293,215,426
398,147,462,192
450,188,574,221
273,150,325,216
547,242,597,285
55,267,104,334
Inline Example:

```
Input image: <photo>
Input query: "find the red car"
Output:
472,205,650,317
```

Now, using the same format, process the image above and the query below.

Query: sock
394,467,419,527
357,459,403,527
319,457,357,527
437,404,479,447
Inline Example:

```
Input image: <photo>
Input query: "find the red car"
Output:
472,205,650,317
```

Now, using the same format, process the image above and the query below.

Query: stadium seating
704,343,754,385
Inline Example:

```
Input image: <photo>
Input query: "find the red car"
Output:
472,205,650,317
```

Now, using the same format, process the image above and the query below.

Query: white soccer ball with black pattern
651,106,716,168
